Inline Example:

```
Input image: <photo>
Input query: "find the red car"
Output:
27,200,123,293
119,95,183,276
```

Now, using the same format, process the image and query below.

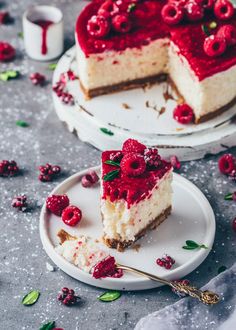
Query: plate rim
39,166,216,290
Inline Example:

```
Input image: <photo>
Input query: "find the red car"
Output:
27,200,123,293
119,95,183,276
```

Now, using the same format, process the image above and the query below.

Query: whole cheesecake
101,139,173,251
75,0,236,123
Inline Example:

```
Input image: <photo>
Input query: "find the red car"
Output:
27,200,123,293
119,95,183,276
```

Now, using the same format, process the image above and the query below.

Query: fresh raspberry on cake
203,35,227,57
112,14,132,33
101,139,173,251
184,2,204,22
46,194,70,216
87,15,110,38
161,3,184,25
217,24,236,46
122,138,146,154
214,0,234,21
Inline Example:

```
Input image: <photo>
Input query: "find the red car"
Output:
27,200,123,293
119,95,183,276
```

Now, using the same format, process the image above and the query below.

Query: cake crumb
122,103,131,110
132,244,141,252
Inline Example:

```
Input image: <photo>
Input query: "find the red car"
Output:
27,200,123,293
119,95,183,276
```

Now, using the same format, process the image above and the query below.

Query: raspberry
62,205,82,227
112,14,132,33
122,138,146,154
0,41,15,61
0,160,19,177
204,35,227,57
168,0,188,7
57,287,79,306
81,170,99,188
217,25,236,46
156,254,175,269
195,0,215,10
0,11,12,24
98,0,119,17
12,195,27,211
60,70,76,84
38,163,61,182
87,15,111,38
214,0,234,20
29,72,46,86
232,218,236,232
184,2,204,22
173,104,194,124
170,155,181,170
92,256,122,279
218,153,235,174
46,194,70,216
144,148,161,168
161,3,184,25
109,151,123,162
120,153,146,177
61,92,74,105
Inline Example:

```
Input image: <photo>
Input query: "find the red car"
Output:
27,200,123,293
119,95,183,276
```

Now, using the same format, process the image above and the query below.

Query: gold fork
116,263,220,305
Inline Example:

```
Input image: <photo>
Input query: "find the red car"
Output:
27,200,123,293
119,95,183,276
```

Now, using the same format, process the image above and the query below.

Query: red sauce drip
102,151,172,208
76,0,236,80
33,19,54,55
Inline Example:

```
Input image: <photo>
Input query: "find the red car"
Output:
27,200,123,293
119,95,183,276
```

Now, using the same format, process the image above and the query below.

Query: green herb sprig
98,291,121,302
0,70,19,82
22,290,40,306
100,127,114,136
39,321,55,330
182,240,208,250
103,169,119,182
104,160,120,167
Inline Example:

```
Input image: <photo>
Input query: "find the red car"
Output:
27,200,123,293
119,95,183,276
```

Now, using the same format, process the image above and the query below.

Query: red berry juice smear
32,19,54,54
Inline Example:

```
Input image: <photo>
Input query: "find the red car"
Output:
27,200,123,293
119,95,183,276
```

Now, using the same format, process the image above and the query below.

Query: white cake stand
52,47,236,161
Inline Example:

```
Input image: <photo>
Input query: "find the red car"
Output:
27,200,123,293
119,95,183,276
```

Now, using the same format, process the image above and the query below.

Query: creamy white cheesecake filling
56,236,108,273
76,38,169,90
101,171,172,242
168,42,236,121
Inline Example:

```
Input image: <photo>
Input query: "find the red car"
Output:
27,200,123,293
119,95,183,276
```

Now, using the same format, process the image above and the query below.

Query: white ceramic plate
40,166,215,291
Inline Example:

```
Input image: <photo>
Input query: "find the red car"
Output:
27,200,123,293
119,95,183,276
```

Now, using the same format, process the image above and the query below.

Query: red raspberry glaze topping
217,24,236,46
161,3,184,25
92,256,123,278
87,15,110,38
173,104,194,124
214,0,234,21
0,41,15,61
62,205,82,227
184,2,204,22
46,194,70,216
195,0,215,10
218,153,235,174
102,143,172,207
122,138,146,154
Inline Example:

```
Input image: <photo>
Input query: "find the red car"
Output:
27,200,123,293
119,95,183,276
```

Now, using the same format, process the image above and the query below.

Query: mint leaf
185,240,200,248
218,266,227,274
100,128,114,136
39,321,55,330
0,70,19,81
104,160,120,167
201,24,210,36
224,193,233,200
182,240,208,250
48,63,57,70
16,120,29,127
22,290,40,306
103,169,119,182
18,32,24,39
128,3,136,12
98,291,121,302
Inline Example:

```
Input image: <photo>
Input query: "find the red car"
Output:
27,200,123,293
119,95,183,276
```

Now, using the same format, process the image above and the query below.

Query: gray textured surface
0,1,236,329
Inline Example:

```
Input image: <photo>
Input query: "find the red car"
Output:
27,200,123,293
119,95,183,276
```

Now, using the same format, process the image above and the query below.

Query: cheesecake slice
101,139,173,251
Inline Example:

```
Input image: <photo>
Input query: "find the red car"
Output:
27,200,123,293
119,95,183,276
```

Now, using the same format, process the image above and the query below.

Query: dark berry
12,195,27,211
0,160,19,177
156,255,175,269
0,41,15,61
29,72,46,86
112,14,132,33
81,170,99,188
218,154,235,174
122,138,146,154
170,155,181,170
214,0,234,21
217,24,236,46
173,104,194,124
144,148,161,168
58,287,79,306
87,15,111,38
0,11,12,24
120,153,146,177
161,3,184,25
46,194,70,216
232,218,236,232
184,2,204,22
61,92,74,105
62,287,69,294
38,163,61,182
62,205,82,227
